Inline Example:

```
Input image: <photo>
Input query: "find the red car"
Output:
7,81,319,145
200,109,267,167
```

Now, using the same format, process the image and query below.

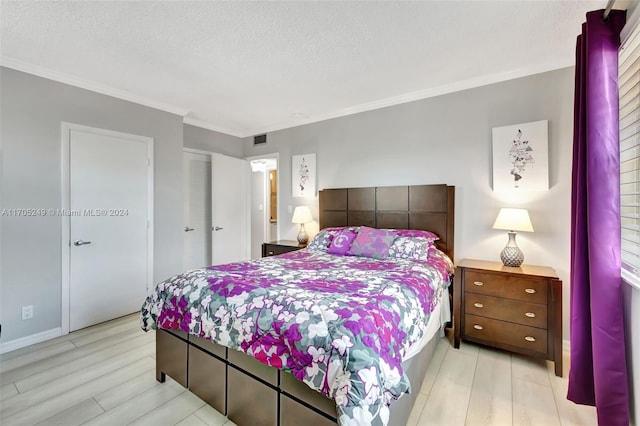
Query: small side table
453,258,563,376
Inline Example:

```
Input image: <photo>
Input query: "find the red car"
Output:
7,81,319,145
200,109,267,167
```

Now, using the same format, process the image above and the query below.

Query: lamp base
500,231,524,267
297,224,309,246
500,246,524,267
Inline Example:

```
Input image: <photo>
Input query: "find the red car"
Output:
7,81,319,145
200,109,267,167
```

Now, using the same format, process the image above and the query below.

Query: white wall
243,67,575,339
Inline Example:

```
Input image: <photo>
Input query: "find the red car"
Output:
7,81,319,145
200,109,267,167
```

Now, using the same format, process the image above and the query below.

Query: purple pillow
307,226,360,252
327,230,357,255
348,227,397,259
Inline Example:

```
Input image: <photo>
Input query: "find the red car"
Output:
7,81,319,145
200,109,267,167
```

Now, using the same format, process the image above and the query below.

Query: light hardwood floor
0,314,596,426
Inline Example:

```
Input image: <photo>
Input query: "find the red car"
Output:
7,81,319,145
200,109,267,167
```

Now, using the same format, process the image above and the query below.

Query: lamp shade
492,208,534,232
292,206,313,224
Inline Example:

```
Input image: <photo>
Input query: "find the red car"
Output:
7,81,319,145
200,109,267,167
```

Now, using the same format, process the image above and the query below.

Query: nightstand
261,240,303,257
453,258,563,376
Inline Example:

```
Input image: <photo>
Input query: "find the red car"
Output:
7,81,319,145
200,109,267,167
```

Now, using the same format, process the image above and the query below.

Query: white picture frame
492,120,549,191
292,153,316,197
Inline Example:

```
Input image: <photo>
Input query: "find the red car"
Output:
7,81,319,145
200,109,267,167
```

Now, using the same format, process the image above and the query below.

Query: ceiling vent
254,134,267,145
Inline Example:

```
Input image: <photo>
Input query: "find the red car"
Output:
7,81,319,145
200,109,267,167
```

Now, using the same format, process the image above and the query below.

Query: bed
141,184,455,426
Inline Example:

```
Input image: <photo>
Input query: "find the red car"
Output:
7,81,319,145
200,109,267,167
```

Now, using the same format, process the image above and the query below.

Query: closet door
183,151,212,270
211,153,249,265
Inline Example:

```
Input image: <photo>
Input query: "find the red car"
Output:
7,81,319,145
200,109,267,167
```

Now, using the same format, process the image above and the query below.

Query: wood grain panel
280,395,336,426
464,314,547,355
464,271,548,304
319,189,346,210
347,188,375,210
281,373,336,418
347,211,375,227
376,186,408,211
189,336,226,359
409,213,447,240
188,346,226,414
377,212,408,229
156,330,187,387
464,293,547,329
319,211,347,229
227,348,277,385
409,185,447,211
227,366,277,426
164,328,189,341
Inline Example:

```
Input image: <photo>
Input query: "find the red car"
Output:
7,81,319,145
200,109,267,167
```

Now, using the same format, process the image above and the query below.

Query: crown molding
1,56,190,117
247,59,574,137
1,55,573,139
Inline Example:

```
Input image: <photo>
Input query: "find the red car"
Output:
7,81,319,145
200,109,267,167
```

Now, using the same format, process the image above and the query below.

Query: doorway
61,123,153,333
247,154,279,259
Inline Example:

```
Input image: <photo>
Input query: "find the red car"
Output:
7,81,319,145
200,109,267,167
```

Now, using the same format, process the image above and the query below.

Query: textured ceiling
1,1,610,137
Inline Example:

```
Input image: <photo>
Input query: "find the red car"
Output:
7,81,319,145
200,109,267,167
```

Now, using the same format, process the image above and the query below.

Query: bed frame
155,184,455,426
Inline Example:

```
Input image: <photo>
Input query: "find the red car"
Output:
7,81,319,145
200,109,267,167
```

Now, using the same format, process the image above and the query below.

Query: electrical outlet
22,305,33,320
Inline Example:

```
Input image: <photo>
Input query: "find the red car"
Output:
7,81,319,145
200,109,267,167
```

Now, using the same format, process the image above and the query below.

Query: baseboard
0,327,63,354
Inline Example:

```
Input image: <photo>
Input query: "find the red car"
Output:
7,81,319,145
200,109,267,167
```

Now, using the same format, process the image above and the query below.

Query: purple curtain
569,9,629,425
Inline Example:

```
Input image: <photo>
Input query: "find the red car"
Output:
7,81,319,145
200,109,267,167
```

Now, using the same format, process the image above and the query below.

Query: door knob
74,240,92,246
184,227,195,232
213,226,223,231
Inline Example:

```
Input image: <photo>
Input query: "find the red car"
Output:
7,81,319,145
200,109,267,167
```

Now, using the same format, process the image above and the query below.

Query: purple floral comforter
140,249,452,426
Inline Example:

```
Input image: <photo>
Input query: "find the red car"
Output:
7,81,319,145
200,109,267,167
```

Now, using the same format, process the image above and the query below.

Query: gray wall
183,124,243,157
243,67,575,339
1,67,237,343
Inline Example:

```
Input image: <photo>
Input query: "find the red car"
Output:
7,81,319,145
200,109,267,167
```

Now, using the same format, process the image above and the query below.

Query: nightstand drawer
464,314,547,354
262,242,300,257
464,271,547,304
464,293,547,329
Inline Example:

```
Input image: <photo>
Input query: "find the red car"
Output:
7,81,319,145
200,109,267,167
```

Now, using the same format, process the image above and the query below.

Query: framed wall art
492,120,549,191
292,153,316,197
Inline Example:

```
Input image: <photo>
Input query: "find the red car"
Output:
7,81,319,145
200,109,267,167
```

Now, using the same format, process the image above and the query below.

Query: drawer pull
524,336,536,342
525,312,536,318
268,251,274,255
525,288,536,294
473,303,484,308
473,324,484,330
473,281,484,286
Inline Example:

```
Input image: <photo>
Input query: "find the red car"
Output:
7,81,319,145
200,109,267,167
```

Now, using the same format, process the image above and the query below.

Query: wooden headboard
319,184,455,260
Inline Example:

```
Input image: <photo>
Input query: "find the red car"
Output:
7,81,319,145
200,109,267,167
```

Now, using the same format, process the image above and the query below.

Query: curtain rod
603,0,615,20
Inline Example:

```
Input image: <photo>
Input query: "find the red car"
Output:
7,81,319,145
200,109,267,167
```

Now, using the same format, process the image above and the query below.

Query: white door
183,151,212,270
69,128,151,331
211,153,249,265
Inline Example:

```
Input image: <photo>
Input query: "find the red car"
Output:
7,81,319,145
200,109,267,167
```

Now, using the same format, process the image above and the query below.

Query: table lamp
292,206,313,246
492,208,534,267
